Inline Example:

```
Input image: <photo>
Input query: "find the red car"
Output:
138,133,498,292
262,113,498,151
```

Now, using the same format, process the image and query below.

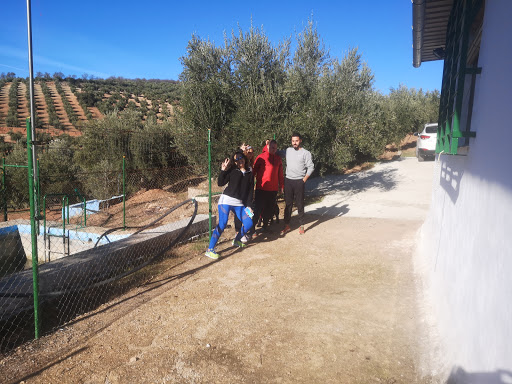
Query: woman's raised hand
221,158,230,171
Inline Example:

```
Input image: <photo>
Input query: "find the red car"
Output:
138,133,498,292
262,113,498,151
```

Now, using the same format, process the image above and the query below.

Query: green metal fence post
1,158,6,222
208,129,212,241
26,118,40,339
63,195,69,225
62,196,67,256
43,195,47,241
123,156,126,230
37,158,40,225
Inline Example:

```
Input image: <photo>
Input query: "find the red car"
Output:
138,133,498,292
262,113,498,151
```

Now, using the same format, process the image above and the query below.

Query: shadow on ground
447,367,512,384
249,209,349,242
307,161,400,197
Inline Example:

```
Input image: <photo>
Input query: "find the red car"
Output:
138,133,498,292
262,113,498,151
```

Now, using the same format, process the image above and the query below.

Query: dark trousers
250,189,277,231
284,178,305,226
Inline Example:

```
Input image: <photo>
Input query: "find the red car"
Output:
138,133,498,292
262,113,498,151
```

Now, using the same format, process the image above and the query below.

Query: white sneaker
240,234,250,243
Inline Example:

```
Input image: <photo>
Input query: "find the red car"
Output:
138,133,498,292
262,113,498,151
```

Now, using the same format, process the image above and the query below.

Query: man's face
268,142,278,155
291,136,301,149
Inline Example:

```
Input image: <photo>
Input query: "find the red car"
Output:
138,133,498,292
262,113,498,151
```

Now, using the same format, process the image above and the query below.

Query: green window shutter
438,0,483,155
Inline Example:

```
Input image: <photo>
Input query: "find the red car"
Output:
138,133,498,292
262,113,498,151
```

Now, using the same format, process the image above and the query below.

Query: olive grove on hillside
3,110,185,208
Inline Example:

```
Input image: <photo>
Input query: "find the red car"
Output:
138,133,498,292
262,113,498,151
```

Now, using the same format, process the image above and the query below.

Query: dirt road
1,158,439,383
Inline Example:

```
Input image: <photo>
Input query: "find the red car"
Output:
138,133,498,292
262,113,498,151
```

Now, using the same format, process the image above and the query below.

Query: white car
415,123,438,161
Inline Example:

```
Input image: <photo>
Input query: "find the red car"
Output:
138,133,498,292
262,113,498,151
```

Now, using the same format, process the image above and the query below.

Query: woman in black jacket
205,150,254,259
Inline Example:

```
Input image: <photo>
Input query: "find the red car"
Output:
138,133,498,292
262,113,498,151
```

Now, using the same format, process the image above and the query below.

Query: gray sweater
284,147,314,180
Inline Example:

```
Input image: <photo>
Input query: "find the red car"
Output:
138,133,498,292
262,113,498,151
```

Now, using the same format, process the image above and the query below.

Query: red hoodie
253,151,284,192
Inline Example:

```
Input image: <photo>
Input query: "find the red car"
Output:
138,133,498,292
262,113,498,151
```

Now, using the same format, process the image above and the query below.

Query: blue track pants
208,204,253,251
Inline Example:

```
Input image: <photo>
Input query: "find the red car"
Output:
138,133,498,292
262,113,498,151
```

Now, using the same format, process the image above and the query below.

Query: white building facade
413,0,512,380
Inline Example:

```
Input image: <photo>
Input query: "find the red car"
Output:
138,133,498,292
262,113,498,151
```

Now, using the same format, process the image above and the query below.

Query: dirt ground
0,155,441,384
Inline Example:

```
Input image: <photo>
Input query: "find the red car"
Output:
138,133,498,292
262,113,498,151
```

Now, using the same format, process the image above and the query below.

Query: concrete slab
305,158,435,220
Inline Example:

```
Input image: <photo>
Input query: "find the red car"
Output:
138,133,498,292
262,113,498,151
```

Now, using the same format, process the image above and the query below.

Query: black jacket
218,167,254,207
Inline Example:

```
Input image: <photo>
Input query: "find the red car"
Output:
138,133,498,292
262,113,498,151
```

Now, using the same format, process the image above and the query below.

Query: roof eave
412,0,453,68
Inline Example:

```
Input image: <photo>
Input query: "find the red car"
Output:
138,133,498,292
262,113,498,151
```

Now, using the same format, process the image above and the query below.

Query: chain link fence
0,148,223,352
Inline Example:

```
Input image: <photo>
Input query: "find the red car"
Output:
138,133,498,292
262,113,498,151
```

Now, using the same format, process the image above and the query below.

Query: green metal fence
0,121,225,353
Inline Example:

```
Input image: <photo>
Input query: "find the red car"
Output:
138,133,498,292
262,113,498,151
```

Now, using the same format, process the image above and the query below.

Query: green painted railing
437,0,482,154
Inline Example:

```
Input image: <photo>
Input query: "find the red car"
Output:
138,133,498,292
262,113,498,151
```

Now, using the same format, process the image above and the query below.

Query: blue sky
1,1,443,94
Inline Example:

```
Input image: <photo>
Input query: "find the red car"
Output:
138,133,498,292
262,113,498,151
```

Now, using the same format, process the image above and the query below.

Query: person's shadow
249,226,283,243
306,202,350,217
249,202,350,242
302,203,350,233
306,164,398,196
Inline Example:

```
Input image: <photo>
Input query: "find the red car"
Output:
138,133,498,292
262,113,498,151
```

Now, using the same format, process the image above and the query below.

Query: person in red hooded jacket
261,139,270,153
250,139,284,234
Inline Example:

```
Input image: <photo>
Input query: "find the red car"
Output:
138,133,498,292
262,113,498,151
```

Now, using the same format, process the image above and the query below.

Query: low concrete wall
0,213,213,320
67,195,124,219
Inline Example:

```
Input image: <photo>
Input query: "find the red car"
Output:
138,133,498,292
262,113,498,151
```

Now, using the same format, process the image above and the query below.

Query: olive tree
174,35,235,171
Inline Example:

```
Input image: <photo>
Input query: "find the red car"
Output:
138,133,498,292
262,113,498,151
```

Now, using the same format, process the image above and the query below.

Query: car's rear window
426,126,437,134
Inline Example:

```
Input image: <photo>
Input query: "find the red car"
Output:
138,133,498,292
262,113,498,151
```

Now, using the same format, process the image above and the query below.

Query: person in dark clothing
205,150,254,260
257,202,279,226
234,144,255,236
251,140,284,234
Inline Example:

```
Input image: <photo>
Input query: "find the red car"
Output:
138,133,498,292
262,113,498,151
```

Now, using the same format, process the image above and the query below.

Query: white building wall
418,0,512,378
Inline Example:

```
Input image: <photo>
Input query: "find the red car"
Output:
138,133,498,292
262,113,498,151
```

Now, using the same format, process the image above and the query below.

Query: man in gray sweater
280,132,314,235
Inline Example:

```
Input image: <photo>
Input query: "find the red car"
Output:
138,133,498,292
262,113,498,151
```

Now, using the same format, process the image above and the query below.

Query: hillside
0,77,181,141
